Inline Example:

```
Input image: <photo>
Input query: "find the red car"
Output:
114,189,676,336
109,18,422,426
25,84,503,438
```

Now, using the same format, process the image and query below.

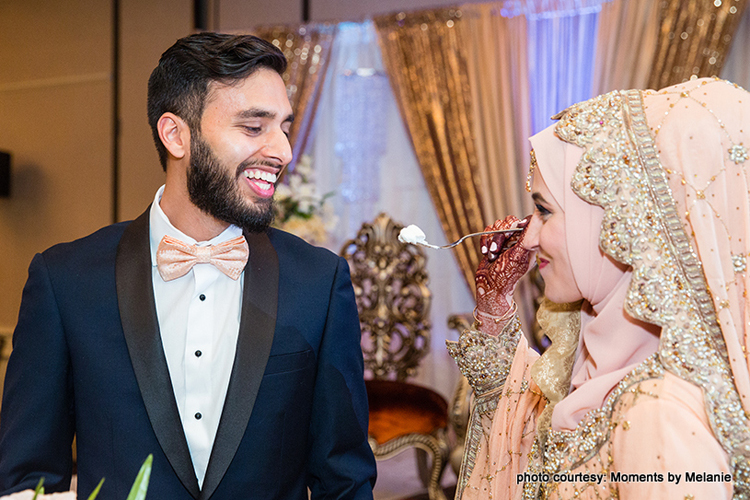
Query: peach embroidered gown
448,79,750,500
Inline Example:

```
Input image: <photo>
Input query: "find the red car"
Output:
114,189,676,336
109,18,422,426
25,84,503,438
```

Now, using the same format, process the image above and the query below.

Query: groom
0,33,376,499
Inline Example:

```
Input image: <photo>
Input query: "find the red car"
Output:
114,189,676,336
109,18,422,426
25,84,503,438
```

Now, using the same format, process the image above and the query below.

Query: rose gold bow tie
156,235,249,282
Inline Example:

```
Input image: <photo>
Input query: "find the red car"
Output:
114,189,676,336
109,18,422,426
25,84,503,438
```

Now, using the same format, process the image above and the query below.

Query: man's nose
261,128,293,166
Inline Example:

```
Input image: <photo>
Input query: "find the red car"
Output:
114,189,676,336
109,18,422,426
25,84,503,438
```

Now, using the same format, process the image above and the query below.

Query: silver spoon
400,227,523,250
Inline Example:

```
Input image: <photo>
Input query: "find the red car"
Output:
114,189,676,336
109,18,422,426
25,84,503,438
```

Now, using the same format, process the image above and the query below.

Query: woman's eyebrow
532,192,547,204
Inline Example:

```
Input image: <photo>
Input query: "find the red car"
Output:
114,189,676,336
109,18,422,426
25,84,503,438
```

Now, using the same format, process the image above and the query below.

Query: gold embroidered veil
551,77,750,493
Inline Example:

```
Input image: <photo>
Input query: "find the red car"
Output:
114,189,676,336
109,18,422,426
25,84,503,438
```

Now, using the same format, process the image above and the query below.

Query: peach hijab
530,123,661,431
530,78,750,485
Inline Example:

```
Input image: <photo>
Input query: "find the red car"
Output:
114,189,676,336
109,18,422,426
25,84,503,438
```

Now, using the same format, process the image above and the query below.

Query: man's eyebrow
236,108,295,124
237,108,275,120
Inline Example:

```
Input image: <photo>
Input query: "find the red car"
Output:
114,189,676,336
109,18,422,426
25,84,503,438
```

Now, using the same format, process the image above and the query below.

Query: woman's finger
494,215,518,231
480,215,522,261
481,233,499,252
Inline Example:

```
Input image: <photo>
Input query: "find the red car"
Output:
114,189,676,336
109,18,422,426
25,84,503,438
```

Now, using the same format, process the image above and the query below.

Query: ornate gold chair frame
342,213,450,500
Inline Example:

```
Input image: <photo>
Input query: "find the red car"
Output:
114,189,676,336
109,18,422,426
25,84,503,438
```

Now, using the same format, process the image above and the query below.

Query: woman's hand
475,216,534,324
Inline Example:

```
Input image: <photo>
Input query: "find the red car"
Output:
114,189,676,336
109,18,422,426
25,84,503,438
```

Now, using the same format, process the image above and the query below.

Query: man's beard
186,134,276,234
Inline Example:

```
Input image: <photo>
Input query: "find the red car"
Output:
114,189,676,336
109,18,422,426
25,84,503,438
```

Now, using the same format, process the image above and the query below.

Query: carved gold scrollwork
341,213,432,381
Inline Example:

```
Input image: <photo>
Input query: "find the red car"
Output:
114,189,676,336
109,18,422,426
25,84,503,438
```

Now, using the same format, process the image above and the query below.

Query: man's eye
244,126,262,134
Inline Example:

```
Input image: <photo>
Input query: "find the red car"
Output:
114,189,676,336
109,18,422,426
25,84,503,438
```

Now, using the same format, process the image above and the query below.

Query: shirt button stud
195,350,202,357
195,412,202,420
199,294,206,301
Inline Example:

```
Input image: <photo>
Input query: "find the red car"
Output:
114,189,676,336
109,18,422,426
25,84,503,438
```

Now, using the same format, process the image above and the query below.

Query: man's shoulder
266,227,340,267
40,220,133,266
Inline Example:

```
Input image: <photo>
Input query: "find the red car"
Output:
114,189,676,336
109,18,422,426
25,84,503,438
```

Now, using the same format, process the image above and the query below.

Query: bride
448,77,750,499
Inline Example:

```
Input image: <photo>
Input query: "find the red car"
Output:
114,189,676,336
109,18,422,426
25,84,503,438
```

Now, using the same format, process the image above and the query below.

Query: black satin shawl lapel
200,231,279,500
116,208,200,498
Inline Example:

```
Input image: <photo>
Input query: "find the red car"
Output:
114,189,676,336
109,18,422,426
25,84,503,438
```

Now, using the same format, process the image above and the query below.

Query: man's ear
157,112,190,160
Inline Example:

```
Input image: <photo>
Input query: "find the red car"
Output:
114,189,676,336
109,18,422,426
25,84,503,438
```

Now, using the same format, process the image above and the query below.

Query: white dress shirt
149,185,243,488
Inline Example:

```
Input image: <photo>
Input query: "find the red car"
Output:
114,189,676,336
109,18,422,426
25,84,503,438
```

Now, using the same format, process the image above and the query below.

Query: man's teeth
243,170,277,183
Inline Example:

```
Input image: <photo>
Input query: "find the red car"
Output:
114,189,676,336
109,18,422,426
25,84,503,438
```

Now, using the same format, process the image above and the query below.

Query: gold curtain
253,24,336,163
591,0,660,94
458,4,531,222
374,8,485,292
647,0,748,89
457,3,541,331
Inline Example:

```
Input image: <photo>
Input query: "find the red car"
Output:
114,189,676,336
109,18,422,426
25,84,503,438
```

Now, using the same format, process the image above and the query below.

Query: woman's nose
522,214,541,250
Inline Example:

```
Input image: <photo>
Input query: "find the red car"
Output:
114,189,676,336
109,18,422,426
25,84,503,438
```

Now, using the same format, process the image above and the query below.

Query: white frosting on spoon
398,225,439,249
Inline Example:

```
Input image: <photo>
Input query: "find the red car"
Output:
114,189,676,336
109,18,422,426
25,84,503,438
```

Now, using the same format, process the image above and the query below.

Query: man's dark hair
147,32,287,171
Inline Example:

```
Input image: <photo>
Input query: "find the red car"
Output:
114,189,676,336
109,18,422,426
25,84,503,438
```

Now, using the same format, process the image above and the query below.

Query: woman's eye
535,203,551,216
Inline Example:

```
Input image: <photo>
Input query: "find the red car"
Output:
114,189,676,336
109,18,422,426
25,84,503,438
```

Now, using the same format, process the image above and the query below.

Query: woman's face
523,171,583,304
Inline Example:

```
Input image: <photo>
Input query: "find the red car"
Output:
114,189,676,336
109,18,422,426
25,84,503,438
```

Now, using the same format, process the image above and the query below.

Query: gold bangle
472,306,483,327
475,302,518,324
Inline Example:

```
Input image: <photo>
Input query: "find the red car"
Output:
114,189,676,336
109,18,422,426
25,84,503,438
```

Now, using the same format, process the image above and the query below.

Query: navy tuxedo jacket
0,210,376,499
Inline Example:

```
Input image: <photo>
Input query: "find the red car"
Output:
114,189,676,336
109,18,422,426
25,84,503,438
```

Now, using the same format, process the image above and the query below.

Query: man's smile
242,168,277,198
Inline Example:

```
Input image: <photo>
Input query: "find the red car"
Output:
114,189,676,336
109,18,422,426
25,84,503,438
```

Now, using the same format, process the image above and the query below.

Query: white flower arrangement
0,455,152,500
0,493,75,500
273,154,338,246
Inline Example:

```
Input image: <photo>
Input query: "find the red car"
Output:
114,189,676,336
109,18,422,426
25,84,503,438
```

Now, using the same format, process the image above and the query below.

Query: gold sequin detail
527,149,538,193
733,253,748,273
729,144,749,164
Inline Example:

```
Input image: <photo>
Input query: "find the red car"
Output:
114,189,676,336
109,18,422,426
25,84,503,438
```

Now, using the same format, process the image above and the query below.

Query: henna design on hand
475,215,534,318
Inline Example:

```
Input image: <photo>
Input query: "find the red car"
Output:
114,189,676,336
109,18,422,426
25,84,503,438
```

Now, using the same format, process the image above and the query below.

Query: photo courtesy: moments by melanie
516,471,733,486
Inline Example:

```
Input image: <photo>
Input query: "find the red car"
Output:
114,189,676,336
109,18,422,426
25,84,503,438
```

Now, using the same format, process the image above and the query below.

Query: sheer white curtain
309,21,474,400
523,0,605,133
721,4,750,90
590,0,660,95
